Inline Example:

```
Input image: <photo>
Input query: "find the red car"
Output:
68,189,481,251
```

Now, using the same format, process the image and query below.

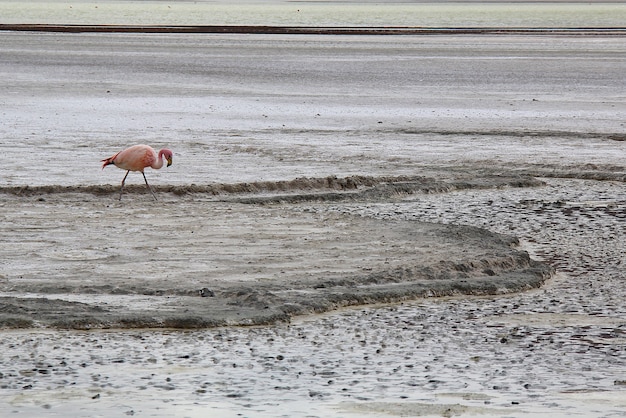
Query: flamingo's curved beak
167,156,173,167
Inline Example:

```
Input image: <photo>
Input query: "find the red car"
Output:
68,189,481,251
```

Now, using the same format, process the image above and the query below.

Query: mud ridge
388,129,626,141
232,176,545,204
523,169,626,182
0,212,554,329
0,174,544,200
6,171,623,202
0,262,552,330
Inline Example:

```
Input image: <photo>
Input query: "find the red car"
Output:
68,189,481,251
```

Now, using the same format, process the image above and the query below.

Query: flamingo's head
161,149,173,167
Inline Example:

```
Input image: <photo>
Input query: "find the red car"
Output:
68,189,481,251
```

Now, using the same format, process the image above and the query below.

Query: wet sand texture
0,175,553,329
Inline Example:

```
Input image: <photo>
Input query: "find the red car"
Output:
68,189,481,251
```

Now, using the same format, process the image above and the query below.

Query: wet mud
1,29,624,417
0,174,553,329
1,175,624,418
1,173,545,198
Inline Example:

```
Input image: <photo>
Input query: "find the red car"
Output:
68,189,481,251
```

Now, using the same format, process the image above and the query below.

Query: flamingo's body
102,144,173,200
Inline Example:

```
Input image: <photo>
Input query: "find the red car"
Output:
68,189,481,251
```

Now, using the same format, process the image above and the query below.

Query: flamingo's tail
101,152,119,170
101,157,115,170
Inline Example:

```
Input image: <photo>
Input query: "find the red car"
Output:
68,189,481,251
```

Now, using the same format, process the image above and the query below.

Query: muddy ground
0,174,552,329
0,31,624,417
1,175,624,418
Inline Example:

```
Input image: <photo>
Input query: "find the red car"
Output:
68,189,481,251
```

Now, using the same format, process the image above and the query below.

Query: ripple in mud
0,174,557,329
0,182,552,329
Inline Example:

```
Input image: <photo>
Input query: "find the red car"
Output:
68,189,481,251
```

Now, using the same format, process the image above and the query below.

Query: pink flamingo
101,144,173,201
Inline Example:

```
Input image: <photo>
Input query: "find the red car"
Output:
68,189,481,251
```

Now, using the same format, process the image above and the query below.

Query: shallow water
1,32,624,188
0,0,625,27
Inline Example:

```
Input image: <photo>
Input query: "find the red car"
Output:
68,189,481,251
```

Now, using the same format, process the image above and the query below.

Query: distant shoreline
1,24,625,35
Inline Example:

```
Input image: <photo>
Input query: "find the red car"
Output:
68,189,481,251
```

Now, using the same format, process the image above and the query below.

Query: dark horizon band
1,24,625,35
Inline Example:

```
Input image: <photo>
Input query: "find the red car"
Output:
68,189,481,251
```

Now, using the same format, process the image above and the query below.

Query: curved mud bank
0,175,553,330
0,173,544,199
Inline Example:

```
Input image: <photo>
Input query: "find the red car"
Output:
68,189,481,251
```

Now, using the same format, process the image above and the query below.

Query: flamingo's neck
152,150,166,169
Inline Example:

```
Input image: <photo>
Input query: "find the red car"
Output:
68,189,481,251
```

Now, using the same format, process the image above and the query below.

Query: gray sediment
0,175,553,329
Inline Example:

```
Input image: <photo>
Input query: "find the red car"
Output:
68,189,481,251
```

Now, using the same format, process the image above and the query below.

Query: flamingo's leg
119,170,130,201
142,172,158,201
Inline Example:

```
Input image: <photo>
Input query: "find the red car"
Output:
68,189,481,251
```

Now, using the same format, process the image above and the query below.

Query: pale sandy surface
0,32,625,417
